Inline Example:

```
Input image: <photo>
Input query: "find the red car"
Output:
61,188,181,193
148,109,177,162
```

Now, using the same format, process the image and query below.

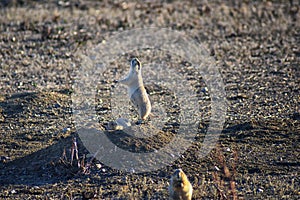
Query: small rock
0,156,10,163
257,188,263,193
62,127,70,133
214,166,220,171
96,163,102,169
25,134,33,140
201,87,209,93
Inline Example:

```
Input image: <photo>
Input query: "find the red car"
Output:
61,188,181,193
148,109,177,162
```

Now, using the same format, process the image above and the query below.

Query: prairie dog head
119,58,142,86
171,169,186,187
130,57,142,73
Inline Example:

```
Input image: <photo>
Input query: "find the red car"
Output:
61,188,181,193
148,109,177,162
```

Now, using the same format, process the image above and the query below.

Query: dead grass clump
212,145,239,200
51,137,94,176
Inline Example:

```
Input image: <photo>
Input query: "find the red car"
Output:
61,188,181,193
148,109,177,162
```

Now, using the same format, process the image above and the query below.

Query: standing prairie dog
169,169,193,200
118,58,151,121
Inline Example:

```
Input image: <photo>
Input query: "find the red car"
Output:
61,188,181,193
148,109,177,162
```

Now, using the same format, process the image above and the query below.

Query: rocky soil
0,0,299,199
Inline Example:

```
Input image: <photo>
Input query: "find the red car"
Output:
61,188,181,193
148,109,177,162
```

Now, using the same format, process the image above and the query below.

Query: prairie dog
169,169,193,200
118,58,151,121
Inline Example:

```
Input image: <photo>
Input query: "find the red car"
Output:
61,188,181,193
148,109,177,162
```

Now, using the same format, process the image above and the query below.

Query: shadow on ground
0,136,85,186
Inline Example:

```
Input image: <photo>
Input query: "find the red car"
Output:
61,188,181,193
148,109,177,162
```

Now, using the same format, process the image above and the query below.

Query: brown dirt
0,0,299,199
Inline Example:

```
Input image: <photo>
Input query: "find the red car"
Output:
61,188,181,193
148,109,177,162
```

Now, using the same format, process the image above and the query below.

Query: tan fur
169,169,193,200
130,86,151,120
118,58,151,120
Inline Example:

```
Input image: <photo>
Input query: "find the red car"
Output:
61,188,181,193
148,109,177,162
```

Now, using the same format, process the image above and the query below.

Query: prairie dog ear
136,60,141,71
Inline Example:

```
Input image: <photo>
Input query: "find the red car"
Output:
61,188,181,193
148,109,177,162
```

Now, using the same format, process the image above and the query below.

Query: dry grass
211,145,238,200
53,137,95,176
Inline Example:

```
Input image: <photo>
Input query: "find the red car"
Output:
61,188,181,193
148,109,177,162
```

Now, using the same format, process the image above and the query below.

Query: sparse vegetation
0,0,299,199
211,146,238,200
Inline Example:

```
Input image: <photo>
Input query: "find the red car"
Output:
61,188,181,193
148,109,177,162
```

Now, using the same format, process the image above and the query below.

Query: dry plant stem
230,150,238,200
212,146,239,200
71,137,79,166
81,150,100,174
212,172,228,200
62,148,67,161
